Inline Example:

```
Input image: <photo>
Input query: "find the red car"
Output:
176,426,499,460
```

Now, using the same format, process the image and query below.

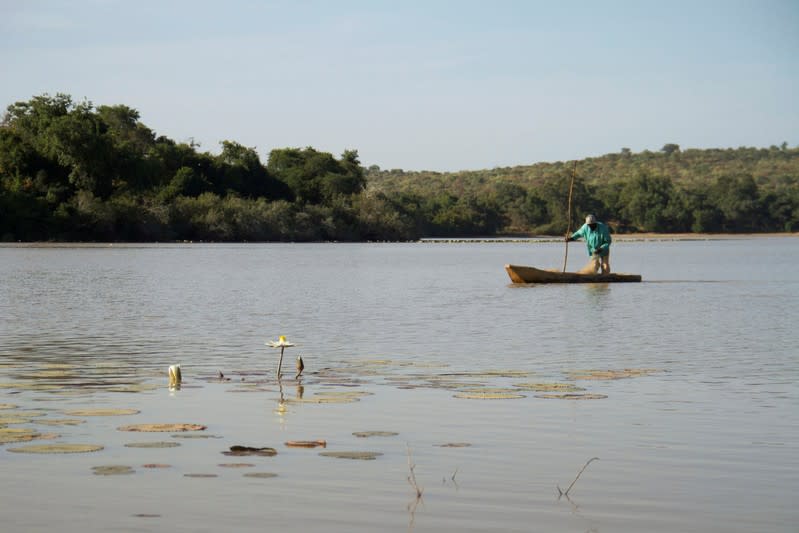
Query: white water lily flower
266,335,295,348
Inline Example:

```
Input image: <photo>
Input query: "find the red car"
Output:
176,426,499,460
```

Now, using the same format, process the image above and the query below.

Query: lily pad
41,363,77,369
184,473,217,478
284,440,327,448
319,451,383,460
171,433,222,439
435,442,472,448
218,463,256,468
0,416,32,425
106,384,161,393
441,370,531,378
93,465,135,475
142,464,171,468
26,370,75,378
35,419,86,426
513,382,586,392
124,441,181,448
456,387,521,394
313,391,373,398
65,408,140,416
0,432,59,444
352,431,399,438
0,382,60,391
8,443,104,454
243,472,278,478
222,445,277,457
118,423,206,432
565,368,659,380
0,427,38,435
535,393,608,400
453,392,526,400
284,397,359,404
0,404,17,410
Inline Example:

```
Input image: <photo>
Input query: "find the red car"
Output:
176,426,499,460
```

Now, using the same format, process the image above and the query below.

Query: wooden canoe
505,264,642,284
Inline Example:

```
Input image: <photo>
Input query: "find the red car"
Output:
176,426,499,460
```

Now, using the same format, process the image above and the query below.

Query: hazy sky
2,0,797,171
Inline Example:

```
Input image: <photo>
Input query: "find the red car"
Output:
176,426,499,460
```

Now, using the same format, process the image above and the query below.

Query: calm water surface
1,239,797,532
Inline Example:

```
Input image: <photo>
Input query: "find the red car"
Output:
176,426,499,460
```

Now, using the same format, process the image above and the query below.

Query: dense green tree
267,147,365,205
215,141,291,200
2,92,797,242
711,174,762,231
618,173,687,232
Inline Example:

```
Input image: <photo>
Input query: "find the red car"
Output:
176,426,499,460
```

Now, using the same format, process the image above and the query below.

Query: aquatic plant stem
563,161,577,273
406,444,423,499
557,456,599,497
277,346,285,380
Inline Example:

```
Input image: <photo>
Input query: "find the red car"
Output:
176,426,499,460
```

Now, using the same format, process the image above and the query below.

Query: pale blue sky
2,0,797,171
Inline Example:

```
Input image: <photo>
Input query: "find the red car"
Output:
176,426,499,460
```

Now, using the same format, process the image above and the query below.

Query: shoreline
0,232,796,247
421,232,799,243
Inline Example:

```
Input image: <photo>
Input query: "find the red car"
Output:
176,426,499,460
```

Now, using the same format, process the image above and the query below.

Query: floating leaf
218,463,256,468
142,464,171,469
435,442,472,448
171,434,222,439
319,451,382,460
565,368,659,381
222,445,277,457
513,382,585,392
284,440,327,448
535,393,608,400
313,391,373,398
65,408,140,416
26,370,75,378
284,397,359,404
0,404,17,410
0,427,38,435
184,473,217,478
6,410,48,418
0,432,59,444
35,419,86,426
93,465,135,475
243,472,278,478
8,443,104,454
352,431,398,438
0,382,60,391
441,370,531,378
456,387,521,394
453,392,526,400
124,441,181,448
0,416,32,424
106,384,161,393
41,363,77,369
118,423,206,432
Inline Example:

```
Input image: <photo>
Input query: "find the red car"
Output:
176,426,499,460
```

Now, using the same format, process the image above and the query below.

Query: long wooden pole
563,161,577,273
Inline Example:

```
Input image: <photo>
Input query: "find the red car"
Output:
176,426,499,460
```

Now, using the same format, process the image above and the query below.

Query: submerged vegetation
1,93,798,242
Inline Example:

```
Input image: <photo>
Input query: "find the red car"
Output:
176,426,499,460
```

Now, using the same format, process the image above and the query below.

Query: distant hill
363,144,799,235
366,144,799,196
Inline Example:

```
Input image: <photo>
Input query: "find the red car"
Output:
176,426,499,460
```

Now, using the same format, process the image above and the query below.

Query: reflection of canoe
505,264,642,284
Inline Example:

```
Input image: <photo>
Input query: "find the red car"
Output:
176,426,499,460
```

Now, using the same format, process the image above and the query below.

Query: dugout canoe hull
505,264,642,284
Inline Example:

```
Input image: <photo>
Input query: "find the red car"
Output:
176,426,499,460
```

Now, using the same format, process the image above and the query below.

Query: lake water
1,238,797,532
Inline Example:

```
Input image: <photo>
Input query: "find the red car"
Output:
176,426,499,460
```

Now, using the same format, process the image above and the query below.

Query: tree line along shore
1,93,798,242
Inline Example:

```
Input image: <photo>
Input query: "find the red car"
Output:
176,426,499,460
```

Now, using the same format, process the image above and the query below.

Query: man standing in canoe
566,214,612,274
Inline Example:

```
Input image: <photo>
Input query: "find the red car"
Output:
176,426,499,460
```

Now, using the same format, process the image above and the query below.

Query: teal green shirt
571,222,612,256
